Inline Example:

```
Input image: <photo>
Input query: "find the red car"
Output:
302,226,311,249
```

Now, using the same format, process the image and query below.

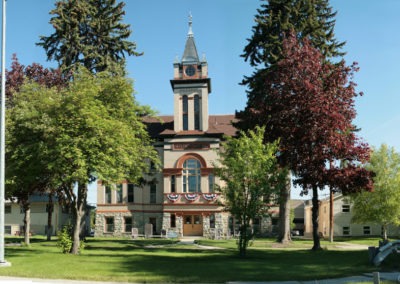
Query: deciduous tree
7,68,159,254
238,0,345,244
352,144,400,241
239,32,372,250
5,56,69,243
215,127,287,257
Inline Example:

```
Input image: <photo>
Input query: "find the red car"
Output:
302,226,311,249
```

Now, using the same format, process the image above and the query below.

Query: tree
38,0,141,74
5,57,69,244
5,54,69,103
352,144,400,241
214,127,287,257
7,68,159,254
238,0,345,244
239,32,372,250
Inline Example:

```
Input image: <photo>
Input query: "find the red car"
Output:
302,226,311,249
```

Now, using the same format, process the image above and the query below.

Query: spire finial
188,12,193,38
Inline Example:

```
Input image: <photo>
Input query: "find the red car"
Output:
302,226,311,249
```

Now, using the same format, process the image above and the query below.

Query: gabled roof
143,115,238,139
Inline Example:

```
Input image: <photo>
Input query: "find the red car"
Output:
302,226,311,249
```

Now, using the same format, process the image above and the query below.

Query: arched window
194,95,200,130
182,159,201,192
182,95,188,130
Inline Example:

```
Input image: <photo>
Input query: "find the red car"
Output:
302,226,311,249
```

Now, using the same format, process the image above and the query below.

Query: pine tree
38,0,141,74
237,0,346,244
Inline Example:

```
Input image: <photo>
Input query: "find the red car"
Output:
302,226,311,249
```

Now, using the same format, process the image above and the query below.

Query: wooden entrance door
183,215,203,236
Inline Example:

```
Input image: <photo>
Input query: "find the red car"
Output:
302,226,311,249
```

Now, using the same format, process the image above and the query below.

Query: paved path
1,273,400,284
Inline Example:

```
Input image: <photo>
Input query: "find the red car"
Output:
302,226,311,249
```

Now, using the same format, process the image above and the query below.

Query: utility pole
0,0,10,266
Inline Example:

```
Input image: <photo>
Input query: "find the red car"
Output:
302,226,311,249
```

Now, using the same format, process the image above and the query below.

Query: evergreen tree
237,0,346,244
38,0,141,74
242,0,344,68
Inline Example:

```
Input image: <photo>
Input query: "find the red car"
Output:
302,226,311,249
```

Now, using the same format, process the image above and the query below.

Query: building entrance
183,214,203,236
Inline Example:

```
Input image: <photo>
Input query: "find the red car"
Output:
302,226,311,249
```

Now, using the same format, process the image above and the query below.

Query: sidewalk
1,272,399,284
0,277,131,284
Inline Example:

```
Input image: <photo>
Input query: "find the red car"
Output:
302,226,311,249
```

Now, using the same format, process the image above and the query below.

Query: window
105,217,114,232
4,225,11,235
170,175,176,193
342,204,350,213
210,214,215,229
5,204,11,214
342,226,350,236
194,215,202,224
62,205,70,214
170,214,176,228
124,217,132,233
127,184,134,203
363,226,371,235
116,184,123,203
150,184,157,204
46,204,53,213
194,95,200,130
208,174,214,193
182,95,188,130
253,217,261,233
105,186,112,204
182,159,201,193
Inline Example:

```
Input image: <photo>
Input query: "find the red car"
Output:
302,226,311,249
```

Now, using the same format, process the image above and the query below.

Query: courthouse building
94,18,278,238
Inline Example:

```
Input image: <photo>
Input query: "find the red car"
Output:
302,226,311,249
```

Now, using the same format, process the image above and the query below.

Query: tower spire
182,12,199,63
188,12,193,38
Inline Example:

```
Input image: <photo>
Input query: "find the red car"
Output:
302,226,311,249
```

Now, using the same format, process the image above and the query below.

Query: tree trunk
47,193,54,241
329,189,334,243
23,202,31,245
311,185,321,250
71,183,87,254
238,225,247,258
382,224,388,241
277,172,291,243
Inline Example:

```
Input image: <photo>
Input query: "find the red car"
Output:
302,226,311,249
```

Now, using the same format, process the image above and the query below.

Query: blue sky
3,1,400,202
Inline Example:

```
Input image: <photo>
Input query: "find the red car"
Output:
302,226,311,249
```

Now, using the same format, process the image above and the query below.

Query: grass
0,236,399,283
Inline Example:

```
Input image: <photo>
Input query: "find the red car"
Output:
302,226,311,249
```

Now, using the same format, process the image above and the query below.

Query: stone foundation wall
95,212,163,237
95,211,276,238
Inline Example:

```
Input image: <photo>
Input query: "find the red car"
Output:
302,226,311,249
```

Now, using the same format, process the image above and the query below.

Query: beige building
94,18,309,238
95,17,237,238
4,194,71,236
304,193,400,238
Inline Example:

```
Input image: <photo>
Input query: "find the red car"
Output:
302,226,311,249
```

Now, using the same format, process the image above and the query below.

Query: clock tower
170,14,211,132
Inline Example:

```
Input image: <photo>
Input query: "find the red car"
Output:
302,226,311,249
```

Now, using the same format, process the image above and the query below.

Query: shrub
57,225,73,253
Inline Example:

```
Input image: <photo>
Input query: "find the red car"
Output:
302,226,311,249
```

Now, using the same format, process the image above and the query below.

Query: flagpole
0,0,9,266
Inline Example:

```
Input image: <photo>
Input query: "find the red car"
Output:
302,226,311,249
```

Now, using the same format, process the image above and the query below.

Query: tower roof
181,13,199,64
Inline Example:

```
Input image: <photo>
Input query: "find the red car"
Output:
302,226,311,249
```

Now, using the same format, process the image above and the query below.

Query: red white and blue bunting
167,193,180,202
203,193,218,202
184,193,199,202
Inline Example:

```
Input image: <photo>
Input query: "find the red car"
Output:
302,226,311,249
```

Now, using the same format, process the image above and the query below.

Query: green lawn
0,236,399,283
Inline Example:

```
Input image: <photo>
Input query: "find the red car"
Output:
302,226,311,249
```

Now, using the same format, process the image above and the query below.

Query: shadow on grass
111,248,375,283
5,237,398,283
